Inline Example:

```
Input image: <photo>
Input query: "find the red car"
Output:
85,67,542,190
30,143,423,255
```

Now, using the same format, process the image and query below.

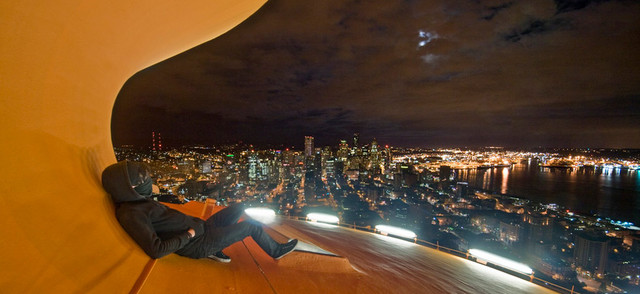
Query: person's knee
227,203,247,217
229,202,247,210
240,220,263,234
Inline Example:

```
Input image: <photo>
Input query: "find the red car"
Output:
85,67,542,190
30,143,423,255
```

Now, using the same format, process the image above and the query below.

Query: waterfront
456,162,640,224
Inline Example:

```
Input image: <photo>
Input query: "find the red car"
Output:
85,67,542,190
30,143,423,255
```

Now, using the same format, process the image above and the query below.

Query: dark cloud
483,2,514,20
113,0,640,148
504,18,569,42
554,0,612,14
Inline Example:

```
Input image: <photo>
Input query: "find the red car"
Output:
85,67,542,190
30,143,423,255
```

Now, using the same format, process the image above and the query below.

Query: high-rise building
439,165,451,181
574,232,610,275
353,133,359,149
499,221,522,245
455,182,469,198
248,153,258,181
304,136,314,158
321,146,331,178
325,158,335,178
258,157,269,181
525,214,553,257
314,150,322,175
282,149,295,166
370,138,378,153
384,145,391,169
370,138,380,171
337,140,349,161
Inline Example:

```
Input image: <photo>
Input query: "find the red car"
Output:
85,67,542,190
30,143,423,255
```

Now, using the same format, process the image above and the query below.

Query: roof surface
149,201,556,294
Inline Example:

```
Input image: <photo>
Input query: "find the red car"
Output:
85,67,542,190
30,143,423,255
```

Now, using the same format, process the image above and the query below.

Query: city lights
469,249,533,275
307,213,339,224
375,225,417,239
114,142,640,291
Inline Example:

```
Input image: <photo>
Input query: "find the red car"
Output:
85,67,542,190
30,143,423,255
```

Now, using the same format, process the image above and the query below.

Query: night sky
113,0,640,149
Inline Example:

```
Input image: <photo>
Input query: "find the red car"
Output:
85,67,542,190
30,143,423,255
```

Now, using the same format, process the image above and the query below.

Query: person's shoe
273,239,298,260
208,251,231,263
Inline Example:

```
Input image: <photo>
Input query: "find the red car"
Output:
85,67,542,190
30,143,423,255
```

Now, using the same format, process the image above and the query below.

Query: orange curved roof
151,201,555,293
0,1,266,292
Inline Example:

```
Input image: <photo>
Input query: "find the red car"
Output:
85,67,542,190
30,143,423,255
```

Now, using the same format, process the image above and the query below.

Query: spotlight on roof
244,207,276,224
375,225,417,239
307,212,339,224
468,249,533,275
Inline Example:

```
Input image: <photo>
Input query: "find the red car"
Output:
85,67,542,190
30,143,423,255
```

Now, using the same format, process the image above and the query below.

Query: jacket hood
102,161,148,204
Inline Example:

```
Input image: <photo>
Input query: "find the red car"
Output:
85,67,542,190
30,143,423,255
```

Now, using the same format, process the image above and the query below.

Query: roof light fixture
375,225,417,239
244,207,276,224
469,249,533,275
307,212,339,224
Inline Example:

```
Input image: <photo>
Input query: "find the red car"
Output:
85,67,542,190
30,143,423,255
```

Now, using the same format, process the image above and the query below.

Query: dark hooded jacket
102,161,204,259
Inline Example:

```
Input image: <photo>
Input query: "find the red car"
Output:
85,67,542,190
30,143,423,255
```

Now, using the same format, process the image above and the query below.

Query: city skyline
114,141,640,292
113,0,640,149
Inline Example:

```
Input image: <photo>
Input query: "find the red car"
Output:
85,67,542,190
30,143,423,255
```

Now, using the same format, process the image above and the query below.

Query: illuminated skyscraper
384,145,391,169
337,140,349,161
248,153,258,181
321,146,331,178
304,136,314,158
370,138,380,168
325,158,335,178
353,133,359,149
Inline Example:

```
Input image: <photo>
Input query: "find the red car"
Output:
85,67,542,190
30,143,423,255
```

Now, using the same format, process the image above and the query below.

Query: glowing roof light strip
244,207,276,224
375,225,417,239
307,213,339,224
245,207,275,217
468,249,533,275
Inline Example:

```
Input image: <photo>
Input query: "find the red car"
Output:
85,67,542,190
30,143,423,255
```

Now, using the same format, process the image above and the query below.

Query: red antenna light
152,131,156,151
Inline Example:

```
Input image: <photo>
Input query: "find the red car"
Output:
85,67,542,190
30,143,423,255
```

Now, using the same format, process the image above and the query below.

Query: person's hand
187,228,195,238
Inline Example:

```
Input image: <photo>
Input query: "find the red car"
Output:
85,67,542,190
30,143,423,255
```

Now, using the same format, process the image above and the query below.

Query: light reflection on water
455,163,640,223
501,167,509,195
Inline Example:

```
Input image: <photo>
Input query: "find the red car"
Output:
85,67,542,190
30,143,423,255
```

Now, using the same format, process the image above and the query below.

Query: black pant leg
207,203,246,228
207,220,280,257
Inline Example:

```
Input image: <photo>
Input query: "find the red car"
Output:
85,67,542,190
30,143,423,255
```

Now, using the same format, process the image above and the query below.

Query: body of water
455,160,640,224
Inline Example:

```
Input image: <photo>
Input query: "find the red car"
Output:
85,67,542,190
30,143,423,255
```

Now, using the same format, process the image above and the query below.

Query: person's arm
165,206,204,237
117,210,193,259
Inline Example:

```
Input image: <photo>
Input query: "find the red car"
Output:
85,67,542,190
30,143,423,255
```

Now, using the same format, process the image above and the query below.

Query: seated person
101,161,297,262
